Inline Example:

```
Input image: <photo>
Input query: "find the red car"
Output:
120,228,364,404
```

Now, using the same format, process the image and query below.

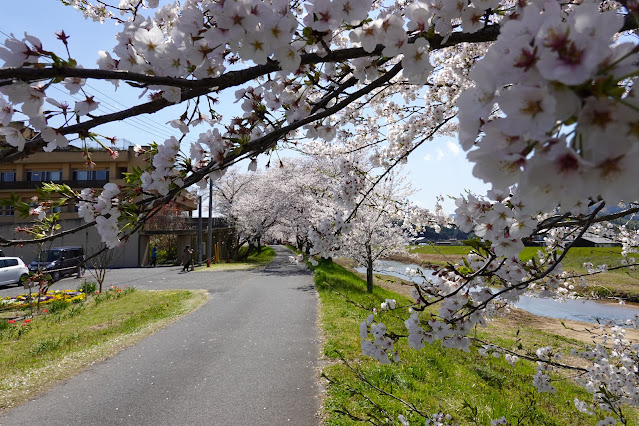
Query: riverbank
336,258,639,345
316,259,638,424
391,246,639,302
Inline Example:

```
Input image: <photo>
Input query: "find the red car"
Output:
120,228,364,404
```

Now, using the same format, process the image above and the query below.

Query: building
0,127,198,267
0,144,148,223
570,233,621,248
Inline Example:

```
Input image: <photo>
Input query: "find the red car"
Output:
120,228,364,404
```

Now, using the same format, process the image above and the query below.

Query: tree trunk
366,244,374,293
257,237,262,253
238,242,253,260
230,235,242,260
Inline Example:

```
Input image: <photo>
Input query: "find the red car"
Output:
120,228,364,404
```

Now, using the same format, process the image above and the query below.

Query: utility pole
197,195,202,266
207,179,213,266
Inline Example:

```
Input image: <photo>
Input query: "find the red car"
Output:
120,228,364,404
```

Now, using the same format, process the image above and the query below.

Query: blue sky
3,1,488,214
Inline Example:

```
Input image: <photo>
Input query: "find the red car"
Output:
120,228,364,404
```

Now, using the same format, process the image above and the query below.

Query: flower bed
1,290,86,311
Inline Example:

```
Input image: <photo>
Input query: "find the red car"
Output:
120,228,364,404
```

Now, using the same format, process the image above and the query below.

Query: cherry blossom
2,0,639,422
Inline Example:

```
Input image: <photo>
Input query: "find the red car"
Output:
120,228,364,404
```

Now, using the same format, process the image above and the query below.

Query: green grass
193,246,276,271
409,245,475,256
314,258,637,425
0,288,208,412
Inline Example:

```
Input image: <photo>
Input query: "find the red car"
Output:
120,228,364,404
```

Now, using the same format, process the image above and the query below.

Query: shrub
78,281,97,294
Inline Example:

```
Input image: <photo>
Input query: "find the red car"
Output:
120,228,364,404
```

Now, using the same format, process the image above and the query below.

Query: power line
84,82,199,142
49,85,186,143
0,28,201,145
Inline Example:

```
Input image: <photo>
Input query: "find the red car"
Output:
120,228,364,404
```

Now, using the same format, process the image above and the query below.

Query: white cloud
446,140,461,156
424,153,432,161
436,148,445,161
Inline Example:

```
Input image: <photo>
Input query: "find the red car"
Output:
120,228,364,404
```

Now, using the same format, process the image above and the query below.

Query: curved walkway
0,246,320,426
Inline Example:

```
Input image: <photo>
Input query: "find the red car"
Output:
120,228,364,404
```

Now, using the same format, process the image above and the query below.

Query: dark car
28,246,85,282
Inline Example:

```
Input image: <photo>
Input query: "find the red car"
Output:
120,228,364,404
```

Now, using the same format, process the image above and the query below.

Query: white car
0,257,29,286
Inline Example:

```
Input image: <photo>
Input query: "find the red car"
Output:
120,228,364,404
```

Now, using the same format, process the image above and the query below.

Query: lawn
0,287,208,412
192,246,276,271
314,258,638,425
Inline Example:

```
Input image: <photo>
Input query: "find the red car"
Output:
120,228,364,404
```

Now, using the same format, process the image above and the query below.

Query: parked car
0,257,28,286
28,246,85,282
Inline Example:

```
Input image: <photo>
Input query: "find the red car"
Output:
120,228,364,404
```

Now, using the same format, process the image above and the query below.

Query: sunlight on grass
313,258,638,425
192,246,276,271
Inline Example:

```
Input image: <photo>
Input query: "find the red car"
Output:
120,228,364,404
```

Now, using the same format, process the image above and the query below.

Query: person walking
150,245,157,267
182,245,193,272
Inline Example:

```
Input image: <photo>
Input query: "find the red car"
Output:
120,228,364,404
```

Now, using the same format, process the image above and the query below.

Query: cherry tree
324,171,413,293
211,167,256,258
215,165,301,256
2,0,639,423
267,160,328,254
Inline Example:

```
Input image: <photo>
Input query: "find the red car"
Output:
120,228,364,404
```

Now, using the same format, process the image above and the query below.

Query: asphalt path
0,245,320,425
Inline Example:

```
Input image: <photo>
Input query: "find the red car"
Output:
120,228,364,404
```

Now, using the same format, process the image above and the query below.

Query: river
355,259,639,324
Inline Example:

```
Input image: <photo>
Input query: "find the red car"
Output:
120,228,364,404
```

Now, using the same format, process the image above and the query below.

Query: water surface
356,259,639,324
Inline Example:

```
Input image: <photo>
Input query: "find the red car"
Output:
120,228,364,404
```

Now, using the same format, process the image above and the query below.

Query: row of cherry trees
213,156,414,292
1,0,639,423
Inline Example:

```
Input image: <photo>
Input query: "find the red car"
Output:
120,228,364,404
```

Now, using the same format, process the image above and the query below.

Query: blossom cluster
459,1,639,213
359,313,398,364
77,182,121,248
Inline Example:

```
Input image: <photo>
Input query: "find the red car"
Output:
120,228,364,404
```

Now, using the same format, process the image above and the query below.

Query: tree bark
366,244,374,293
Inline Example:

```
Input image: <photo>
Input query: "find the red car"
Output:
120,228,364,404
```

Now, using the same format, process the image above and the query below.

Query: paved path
0,246,320,426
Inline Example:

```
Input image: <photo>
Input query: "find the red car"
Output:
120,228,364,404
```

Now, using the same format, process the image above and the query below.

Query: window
0,171,15,182
5,259,17,267
72,169,109,181
36,250,61,262
3,206,14,217
27,170,62,182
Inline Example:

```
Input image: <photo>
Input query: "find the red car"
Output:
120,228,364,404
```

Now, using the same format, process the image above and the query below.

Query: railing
186,217,229,229
144,215,195,232
0,179,109,190
143,216,229,232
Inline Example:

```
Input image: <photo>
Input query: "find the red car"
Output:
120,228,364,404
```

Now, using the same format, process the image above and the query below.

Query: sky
2,0,489,214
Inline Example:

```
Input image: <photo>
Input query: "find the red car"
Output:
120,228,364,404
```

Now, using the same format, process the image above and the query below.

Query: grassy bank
193,246,276,271
405,245,639,300
0,288,208,412
314,259,637,425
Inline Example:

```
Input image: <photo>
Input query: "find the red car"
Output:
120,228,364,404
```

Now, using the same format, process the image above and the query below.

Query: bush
78,281,97,294
156,247,177,265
